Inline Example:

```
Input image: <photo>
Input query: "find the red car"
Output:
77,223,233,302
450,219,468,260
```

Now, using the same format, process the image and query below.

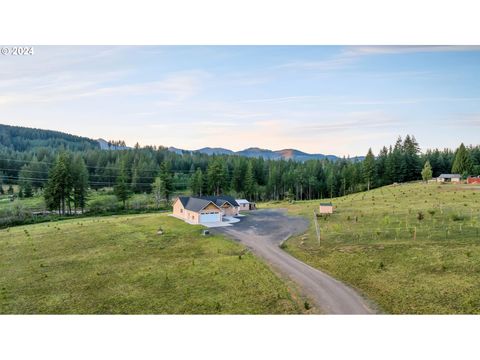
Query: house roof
199,195,239,208
438,174,461,179
177,196,221,212
177,195,239,212
320,202,333,206
236,199,250,204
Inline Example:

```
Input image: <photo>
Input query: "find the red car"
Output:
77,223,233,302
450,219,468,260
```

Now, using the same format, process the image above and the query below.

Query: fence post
313,210,320,245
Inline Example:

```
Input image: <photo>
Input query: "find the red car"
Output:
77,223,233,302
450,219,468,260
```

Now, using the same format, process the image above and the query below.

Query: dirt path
213,209,376,314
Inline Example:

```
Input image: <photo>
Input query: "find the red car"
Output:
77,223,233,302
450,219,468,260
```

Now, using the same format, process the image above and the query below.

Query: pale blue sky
1,46,479,156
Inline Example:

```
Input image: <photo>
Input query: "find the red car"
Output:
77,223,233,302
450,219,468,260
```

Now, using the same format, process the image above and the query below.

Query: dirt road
213,209,376,314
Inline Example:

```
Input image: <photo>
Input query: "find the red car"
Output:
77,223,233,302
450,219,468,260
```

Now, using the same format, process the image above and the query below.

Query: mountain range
168,146,363,162
0,123,361,162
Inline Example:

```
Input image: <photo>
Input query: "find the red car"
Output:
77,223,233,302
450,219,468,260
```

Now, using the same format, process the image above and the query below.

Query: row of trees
2,135,480,207
43,153,89,214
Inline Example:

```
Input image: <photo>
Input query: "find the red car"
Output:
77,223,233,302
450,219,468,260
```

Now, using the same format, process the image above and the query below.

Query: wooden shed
319,202,333,214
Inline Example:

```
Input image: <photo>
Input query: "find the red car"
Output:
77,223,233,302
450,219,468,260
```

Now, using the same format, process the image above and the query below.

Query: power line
0,157,231,174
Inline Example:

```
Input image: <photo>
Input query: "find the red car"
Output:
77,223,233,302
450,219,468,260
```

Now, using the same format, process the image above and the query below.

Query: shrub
417,212,424,221
428,209,436,216
451,214,465,221
88,195,119,213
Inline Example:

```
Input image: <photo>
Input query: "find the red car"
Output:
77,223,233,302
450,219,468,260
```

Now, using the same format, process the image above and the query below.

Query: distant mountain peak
165,145,356,162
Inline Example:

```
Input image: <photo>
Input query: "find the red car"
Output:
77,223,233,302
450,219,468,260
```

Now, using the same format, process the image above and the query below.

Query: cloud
276,45,480,72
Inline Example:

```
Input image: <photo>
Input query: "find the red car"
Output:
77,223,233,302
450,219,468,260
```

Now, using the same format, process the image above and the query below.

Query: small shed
236,199,256,211
319,202,333,214
437,174,461,183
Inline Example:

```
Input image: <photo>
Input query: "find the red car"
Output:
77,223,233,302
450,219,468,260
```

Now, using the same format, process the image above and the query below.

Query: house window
180,209,183,213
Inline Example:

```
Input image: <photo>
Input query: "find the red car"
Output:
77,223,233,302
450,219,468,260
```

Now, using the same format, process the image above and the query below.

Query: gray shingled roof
438,174,461,179
177,195,239,212
199,195,239,208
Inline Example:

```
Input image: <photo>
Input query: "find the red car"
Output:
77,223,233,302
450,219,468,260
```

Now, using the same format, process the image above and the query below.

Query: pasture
263,182,480,314
0,213,303,314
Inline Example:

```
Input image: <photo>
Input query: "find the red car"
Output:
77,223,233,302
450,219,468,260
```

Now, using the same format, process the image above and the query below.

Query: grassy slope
0,214,303,314
263,182,480,314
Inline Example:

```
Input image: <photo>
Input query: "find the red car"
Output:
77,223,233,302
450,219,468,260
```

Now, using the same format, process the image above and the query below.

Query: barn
437,174,461,183
172,196,239,224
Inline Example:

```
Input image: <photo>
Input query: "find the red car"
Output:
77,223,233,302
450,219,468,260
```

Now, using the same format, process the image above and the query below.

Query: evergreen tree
403,135,421,181
452,143,473,176
421,160,433,182
190,168,203,196
243,162,256,200
7,185,14,195
114,161,131,209
44,152,74,214
207,158,228,195
72,155,89,213
152,176,165,208
18,165,34,198
159,161,174,201
363,148,375,191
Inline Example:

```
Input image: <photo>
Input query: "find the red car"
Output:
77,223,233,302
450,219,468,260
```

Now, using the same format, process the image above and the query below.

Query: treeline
1,134,480,204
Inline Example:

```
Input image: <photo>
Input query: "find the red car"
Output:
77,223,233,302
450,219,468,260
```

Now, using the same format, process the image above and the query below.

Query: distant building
467,176,480,185
437,174,461,183
319,202,333,214
236,199,256,211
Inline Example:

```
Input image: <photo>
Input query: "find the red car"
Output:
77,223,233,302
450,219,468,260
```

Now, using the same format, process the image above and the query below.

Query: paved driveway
212,209,376,314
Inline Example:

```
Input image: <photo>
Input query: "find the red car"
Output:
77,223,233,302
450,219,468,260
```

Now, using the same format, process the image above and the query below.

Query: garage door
200,212,221,223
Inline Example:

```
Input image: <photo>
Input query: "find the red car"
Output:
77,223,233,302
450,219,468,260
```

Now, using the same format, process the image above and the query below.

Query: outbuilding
437,174,461,183
319,202,333,214
236,199,256,211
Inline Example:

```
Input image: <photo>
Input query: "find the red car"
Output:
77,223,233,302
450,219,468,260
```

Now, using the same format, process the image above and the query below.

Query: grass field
0,213,304,314
263,182,480,314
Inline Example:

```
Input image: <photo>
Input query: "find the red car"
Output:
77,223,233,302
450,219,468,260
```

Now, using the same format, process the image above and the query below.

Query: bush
88,195,119,213
417,212,424,221
451,214,465,222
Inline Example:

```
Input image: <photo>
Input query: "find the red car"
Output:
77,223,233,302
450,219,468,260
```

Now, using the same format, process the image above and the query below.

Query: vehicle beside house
437,174,461,183
172,195,240,224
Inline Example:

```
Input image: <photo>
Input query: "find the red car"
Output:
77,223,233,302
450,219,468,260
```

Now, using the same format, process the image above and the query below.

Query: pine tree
363,148,375,191
152,176,165,208
243,162,256,199
72,155,89,213
159,161,174,201
452,143,473,176
44,152,74,214
421,160,433,182
190,168,203,196
114,161,131,209
207,158,228,195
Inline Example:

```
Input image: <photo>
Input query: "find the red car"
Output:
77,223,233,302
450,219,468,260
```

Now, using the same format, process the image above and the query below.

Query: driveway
212,209,376,314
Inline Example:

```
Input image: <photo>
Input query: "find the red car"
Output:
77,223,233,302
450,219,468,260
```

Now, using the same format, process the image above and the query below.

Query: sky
1,45,480,156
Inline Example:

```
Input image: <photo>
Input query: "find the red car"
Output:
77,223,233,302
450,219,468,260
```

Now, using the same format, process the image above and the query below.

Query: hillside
264,182,480,314
0,213,304,314
0,123,100,152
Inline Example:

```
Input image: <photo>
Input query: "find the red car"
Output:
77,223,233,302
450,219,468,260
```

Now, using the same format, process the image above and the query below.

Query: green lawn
263,182,480,314
0,213,304,314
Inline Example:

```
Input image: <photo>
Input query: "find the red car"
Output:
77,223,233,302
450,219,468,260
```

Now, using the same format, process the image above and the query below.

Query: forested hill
0,123,100,152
